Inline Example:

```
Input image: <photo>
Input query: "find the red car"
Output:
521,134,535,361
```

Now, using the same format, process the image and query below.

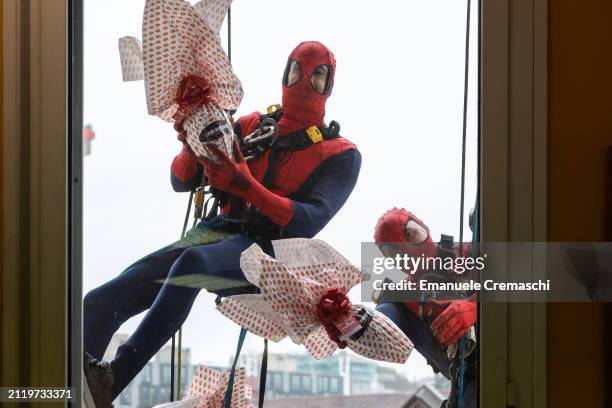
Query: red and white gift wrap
193,0,233,35
217,239,414,363
118,1,231,81
188,366,253,408
141,0,243,161
153,366,252,408
118,36,145,82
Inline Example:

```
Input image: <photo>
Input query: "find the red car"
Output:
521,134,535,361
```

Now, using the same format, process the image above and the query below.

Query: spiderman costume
83,41,361,401
374,208,477,407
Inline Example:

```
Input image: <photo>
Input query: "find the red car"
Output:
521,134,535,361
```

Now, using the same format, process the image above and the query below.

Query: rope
259,340,268,407
458,335,466,407
177,328,183,399
170,190,195,401
457,0,472,406
459,0,472,251
224,328,247,408
170,335,175,401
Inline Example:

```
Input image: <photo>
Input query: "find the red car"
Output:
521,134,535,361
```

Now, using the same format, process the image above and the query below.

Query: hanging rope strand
459,0,472,251
457,0,472,407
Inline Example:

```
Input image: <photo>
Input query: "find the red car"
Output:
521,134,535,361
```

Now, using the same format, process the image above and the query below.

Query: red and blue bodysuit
83,41,361,399
374,208,477,407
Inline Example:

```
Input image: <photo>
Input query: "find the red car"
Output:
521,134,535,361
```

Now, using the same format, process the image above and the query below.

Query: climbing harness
241,123,277,161
238,107,340,164
209,109,342,252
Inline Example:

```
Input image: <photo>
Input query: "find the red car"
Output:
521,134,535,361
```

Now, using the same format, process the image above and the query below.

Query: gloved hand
430,298,477,346
202,139,293,227
203,139,256,196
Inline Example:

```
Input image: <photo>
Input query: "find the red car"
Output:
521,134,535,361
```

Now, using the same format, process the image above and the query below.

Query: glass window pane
82,0,478,406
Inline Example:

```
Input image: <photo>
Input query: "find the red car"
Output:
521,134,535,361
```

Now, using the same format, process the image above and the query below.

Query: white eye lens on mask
310,64,331,94
405,220,429,245
283,60,301,87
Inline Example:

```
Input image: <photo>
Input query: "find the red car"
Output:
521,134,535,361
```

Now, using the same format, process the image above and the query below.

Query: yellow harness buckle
267,104,281,114
306,126,324,143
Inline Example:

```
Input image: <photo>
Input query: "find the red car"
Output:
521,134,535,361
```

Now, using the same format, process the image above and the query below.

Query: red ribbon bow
172,74,220,133
317,288,352,348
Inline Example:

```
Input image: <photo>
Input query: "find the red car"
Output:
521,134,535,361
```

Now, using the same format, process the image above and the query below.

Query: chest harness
207,105,342,248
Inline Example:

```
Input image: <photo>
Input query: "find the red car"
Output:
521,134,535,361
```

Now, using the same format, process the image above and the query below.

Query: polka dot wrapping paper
217,239,414,364
152,366,253,408
118,0,232,82
193,0,233,35
188,366,253,408
125,0,243,161
118,36,145,82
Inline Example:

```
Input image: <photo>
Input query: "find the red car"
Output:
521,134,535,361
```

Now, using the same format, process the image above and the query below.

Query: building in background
403,383,446,408
263,393,414,408
263,384,445,408
102,334,448,407
236,349,416,400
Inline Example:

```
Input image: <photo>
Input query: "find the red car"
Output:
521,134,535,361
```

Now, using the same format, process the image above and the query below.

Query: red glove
202,139,294,227
430,297,477,346
171,133,198,182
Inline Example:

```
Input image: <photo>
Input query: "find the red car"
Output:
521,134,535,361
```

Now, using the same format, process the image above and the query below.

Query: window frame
479,0,548,406
2,0,78,391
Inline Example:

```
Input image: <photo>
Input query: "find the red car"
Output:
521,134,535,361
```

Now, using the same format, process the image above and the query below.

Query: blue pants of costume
376,302,477,408
83,234,254,399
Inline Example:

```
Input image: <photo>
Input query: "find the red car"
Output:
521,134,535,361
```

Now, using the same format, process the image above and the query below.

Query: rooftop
262,393,413,408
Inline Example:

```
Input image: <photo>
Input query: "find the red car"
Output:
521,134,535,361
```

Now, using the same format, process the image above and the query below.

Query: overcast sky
82,0,478,382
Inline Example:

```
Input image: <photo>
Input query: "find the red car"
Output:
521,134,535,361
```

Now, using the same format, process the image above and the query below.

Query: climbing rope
224,327,248,408
457,0,474,406
459,0,472,251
